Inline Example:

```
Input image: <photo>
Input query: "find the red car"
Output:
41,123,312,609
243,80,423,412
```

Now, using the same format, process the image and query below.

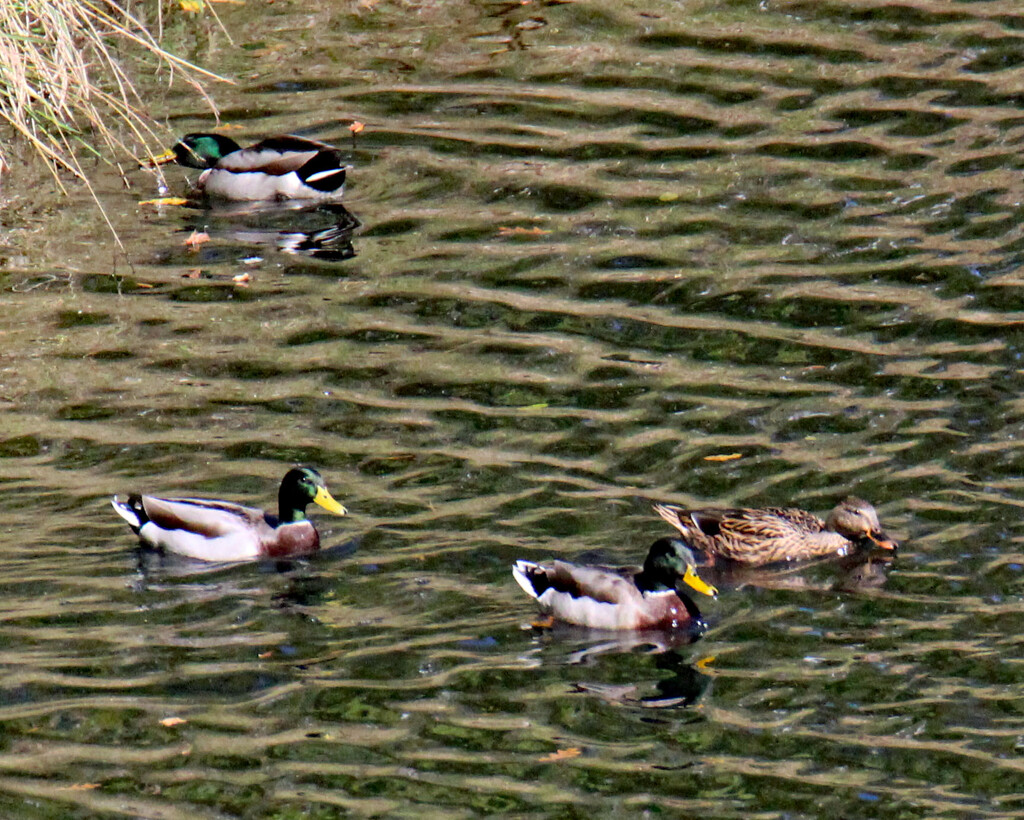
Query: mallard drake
111,466,347,562
512,538,718,630
652,497,897,566
155,133,349,201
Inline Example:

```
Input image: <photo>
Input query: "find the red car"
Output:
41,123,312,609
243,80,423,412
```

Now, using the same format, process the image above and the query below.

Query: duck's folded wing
217,137,328,174
715,507,824,539
140,497,262,537
549,562,639,605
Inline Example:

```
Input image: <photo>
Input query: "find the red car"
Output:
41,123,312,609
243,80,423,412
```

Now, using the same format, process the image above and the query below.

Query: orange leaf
703,453,742,462
65,783,101,791
160,717,187,727
184,230,210,249
232,272,252,284
182,269,201,279
349,121,365,134
539,747,581,762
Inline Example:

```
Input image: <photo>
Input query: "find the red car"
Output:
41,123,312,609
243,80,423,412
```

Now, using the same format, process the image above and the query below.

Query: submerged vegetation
0,0,222,191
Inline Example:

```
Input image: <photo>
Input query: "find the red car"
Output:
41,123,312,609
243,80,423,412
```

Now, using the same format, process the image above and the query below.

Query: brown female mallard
512,537,717,630
112,466,347,562
652,497,896,566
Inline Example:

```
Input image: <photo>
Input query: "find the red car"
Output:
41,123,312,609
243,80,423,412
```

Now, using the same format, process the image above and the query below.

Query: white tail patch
111,497,141,529
512,560,541,599
305,167,346,184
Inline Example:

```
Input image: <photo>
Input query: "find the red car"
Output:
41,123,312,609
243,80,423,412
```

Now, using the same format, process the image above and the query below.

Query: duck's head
155,133,243,169
279,466,347,523
827,497,897,550
641,538,718,598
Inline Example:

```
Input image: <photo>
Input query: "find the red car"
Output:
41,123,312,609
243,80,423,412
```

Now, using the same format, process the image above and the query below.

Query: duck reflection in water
522,624,712,709
513,537,718,708
181,202,361,263
680,546,897,595
571,650,713,710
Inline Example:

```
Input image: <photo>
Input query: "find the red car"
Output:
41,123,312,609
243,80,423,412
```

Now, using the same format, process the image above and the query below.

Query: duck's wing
552,562,641,604
216,136,336,175
513,559,638,603
657,504,823,540
139,496,266,538
705,507,824,539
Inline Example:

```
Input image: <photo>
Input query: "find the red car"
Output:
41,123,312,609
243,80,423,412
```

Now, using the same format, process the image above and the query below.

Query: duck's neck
633,567,673,594
278,492,309,524
634,567,703,619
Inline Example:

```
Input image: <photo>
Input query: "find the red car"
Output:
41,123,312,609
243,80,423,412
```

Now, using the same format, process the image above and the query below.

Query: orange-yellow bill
314,485,347,516
683,565,717,598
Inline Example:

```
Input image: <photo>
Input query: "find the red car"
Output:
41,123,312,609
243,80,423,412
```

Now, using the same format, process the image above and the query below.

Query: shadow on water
163,201,362,264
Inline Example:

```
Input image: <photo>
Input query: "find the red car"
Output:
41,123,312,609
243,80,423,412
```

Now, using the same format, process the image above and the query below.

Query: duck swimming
111,466,347,562
652,497,896,566
513,537,717,630
156,133,349,201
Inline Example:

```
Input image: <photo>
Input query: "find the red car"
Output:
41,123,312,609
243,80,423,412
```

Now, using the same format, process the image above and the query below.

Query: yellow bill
314,485,348,516
683,565,717,598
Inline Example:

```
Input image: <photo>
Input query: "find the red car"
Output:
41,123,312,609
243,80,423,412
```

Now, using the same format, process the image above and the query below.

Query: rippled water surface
4,0,1024,816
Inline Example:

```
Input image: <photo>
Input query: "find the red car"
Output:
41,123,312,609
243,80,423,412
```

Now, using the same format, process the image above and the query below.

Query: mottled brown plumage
652,497,896,566
512,538,717,630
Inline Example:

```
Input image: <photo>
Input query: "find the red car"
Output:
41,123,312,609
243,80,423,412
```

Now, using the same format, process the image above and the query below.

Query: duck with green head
513,538,718,630
156,133,349,201
111,466,348,561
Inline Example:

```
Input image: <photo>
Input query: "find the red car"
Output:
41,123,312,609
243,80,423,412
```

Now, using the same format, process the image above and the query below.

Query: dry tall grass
0,0,224,192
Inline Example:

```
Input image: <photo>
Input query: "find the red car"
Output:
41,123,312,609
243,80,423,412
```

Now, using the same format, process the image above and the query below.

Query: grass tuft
0,0,227,193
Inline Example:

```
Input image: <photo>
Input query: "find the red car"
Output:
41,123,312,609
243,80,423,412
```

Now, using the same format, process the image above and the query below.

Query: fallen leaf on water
703,453,742,462
658,192,679,202
695,655,716,671
139,197,189,207
539,747,581,762
178,0,203,13
160,717,187,727
497,226,551,237
184,230,210,249
182,269,201,279
65,783,101,791
349,121,365,134
232,272,252,284
258,650,274,659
